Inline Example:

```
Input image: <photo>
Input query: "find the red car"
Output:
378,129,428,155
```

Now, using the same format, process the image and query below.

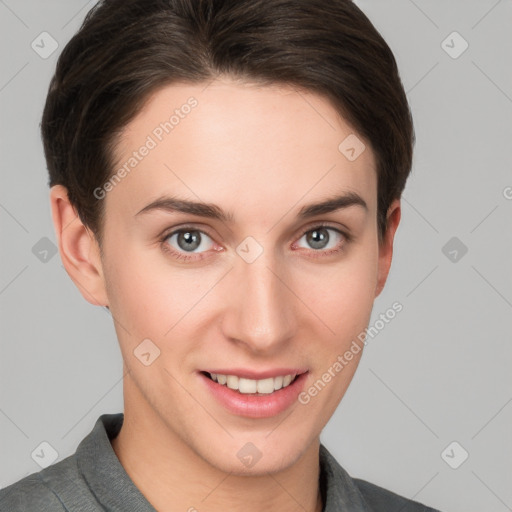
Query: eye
160,223,351,262
161,227,215,261
293,224,349,257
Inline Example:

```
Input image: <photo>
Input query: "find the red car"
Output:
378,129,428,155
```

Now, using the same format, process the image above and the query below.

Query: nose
220,248,297,354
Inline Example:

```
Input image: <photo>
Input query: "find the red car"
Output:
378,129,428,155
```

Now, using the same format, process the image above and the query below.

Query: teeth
256,378,274,394
208,372,297,394
239,378,257,393
226,375,239,390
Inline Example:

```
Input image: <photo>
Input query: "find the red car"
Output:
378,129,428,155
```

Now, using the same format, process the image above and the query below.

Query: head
45,0,414,475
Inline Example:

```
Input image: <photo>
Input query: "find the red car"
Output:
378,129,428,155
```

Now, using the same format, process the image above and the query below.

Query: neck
111,378,323,512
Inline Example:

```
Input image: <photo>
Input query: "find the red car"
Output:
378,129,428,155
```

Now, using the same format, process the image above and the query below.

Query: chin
199,433,314,476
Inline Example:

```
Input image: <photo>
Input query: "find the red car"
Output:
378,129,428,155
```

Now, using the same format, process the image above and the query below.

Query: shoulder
0,455,81,512
354,477,442,512
0,413,125,512
318,443,442,512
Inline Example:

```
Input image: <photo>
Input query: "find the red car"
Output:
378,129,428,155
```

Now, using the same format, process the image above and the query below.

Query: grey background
1,1,511,511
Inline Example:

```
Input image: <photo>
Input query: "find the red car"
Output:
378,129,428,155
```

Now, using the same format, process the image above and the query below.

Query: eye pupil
178,230,201,251
307,228,329,249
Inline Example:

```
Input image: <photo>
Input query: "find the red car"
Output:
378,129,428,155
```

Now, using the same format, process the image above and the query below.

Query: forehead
107,78,377,223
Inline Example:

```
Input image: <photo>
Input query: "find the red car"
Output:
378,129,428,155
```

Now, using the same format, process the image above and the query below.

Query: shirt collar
76,413,156,511
77,413,369,512
319,443,370,511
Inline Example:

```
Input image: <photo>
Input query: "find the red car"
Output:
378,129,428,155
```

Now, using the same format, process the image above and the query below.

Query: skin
50,77,401,512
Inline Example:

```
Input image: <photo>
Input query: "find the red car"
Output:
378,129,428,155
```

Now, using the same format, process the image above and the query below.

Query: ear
49,184,109,307
375,198,401,298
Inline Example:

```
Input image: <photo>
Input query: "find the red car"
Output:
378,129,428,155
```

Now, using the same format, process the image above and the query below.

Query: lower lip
199,372,308,419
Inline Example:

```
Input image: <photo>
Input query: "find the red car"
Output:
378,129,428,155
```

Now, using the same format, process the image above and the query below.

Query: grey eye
166,229,214,254
297,227,343,251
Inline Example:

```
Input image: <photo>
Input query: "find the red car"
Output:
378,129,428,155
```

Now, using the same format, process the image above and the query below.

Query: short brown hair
41,0,414,247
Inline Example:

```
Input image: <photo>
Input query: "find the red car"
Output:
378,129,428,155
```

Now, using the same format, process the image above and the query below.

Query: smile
199,370,309,418
205,372,299,394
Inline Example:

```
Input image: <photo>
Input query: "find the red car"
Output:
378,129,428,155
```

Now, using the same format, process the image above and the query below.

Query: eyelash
159,223,352,262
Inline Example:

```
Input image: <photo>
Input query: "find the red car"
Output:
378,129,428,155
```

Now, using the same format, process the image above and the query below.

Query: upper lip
201,368,308,380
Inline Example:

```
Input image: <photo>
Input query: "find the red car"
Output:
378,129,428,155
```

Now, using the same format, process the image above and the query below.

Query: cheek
103,241,215,346
298,245,379,339
296,252,377,420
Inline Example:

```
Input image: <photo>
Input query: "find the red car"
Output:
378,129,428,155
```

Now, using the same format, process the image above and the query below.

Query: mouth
200,370,303,395
199,369,309,418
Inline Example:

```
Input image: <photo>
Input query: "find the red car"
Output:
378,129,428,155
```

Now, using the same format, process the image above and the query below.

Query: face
64,78,398,475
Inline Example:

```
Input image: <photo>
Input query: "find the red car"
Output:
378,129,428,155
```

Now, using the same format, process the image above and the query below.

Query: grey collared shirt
0,413,442,511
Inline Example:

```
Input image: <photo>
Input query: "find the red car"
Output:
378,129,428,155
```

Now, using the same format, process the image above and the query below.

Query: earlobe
49,184,109,307
375,199,401,298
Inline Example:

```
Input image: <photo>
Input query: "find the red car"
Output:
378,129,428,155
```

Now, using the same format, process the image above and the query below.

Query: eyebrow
135,191,368,222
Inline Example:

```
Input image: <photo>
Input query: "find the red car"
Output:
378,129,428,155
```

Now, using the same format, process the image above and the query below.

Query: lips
200,368,308,380
198,369,309,418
